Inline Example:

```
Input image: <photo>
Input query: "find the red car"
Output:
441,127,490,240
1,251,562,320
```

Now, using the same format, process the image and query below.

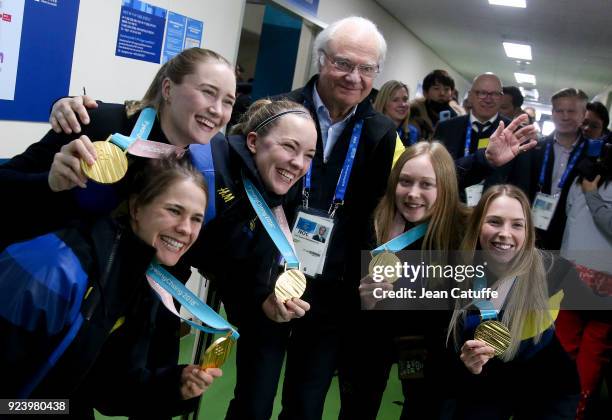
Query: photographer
582,101,610,141
558,138,612,419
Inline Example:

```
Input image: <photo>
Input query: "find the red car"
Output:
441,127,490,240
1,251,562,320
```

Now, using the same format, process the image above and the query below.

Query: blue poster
285,0,319,16
0,0,80,122
162,11,186,64
115,0,166,64
184,18,203,49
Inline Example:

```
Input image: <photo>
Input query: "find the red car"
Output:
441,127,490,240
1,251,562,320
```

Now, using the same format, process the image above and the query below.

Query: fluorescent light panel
503,42,532,60
514,72,536,84
489,0,526,8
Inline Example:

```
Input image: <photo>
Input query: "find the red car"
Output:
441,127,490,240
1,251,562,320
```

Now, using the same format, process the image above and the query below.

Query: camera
576,133,611,182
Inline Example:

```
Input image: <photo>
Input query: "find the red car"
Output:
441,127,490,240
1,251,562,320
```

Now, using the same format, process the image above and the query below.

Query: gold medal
200,335,234,369
81,139,128,184
474,320,511,357
368,251,401,283
274,269,307,303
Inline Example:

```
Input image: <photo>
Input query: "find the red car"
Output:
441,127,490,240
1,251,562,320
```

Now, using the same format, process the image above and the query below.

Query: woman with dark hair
192,98,319,419
0,154,219,418
582,101,610,140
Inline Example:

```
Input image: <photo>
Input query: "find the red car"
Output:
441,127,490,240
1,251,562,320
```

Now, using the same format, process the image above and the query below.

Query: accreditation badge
477,137,490,150
532,192,559,231
465,182,485,207
291,207,335,277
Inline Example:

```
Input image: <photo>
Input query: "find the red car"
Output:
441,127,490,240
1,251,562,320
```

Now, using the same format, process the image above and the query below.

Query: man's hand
179,365,222,400
262,293,310,323
48,135,97,192
50,95,98,134
485,114,537,167
460,340,495,375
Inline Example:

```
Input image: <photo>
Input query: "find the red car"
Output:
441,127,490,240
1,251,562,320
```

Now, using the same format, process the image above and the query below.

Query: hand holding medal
80,136,128,184
474,320,511,357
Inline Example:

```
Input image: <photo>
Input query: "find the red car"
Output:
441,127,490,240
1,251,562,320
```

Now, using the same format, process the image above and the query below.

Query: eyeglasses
320,51,380,78
472,90,503,99
582,120,603,130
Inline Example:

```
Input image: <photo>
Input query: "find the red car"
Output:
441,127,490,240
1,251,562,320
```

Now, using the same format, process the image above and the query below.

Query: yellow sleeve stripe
110,316,126,335
520,290,564,340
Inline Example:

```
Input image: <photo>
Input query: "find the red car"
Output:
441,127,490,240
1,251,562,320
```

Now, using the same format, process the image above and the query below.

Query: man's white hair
312,16,387,72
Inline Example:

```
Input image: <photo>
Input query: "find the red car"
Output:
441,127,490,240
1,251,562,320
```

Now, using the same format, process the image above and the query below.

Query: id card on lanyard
532,140,585,230
291,120,364,277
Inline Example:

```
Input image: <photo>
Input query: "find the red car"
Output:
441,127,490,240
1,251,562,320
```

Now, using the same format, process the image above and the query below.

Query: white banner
0,0,25,101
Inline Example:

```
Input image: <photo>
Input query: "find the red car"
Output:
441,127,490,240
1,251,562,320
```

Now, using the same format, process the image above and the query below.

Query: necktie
473,121,492,134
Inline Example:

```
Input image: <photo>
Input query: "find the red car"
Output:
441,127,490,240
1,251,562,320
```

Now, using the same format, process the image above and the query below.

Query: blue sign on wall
162,12,186,64
184,18,203,49
0,0,80,122
115,0,166,64
285,0,319,16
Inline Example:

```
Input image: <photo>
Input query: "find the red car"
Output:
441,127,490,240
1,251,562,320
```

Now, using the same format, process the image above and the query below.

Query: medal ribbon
472,276,516,320
242,174,301,270
110,106,156,149
146,262,239,339
303,119,364,215
370,223,428,256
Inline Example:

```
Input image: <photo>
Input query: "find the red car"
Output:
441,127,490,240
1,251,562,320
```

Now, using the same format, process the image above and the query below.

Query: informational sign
0,0,80,122
285,0,319,16
162,11,186,64
115,0,166,64
0,0,24,101
184,18,203,49
161,12,202,63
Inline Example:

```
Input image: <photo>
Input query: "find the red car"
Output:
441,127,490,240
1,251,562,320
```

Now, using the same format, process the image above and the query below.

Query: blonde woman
450,184,612,419
373,80,420,146
347,141,469,419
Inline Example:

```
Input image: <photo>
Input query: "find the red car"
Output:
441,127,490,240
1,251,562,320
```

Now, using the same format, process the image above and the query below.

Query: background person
558,144,612,419
373,80,420,146
582,101,610,140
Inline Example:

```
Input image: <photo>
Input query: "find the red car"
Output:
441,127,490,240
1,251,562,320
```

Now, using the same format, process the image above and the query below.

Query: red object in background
2,13,12,22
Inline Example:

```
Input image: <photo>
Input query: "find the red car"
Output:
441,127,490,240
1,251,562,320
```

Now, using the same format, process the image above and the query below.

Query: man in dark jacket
434,73,516,204
508,88,590,249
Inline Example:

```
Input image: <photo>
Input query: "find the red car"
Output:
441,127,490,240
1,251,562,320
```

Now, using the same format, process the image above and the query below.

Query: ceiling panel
376,0,612,104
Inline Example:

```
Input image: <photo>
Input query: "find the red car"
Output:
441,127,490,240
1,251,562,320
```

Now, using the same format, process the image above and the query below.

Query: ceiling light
488,0,526,8
503,42,532,60
514,72,536,84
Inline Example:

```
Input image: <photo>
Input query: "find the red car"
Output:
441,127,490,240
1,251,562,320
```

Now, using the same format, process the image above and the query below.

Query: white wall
1,0,244,158
316,0,470,98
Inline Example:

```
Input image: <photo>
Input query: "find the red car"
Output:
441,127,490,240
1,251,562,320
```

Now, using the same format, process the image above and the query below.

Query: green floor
95,332,404,419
